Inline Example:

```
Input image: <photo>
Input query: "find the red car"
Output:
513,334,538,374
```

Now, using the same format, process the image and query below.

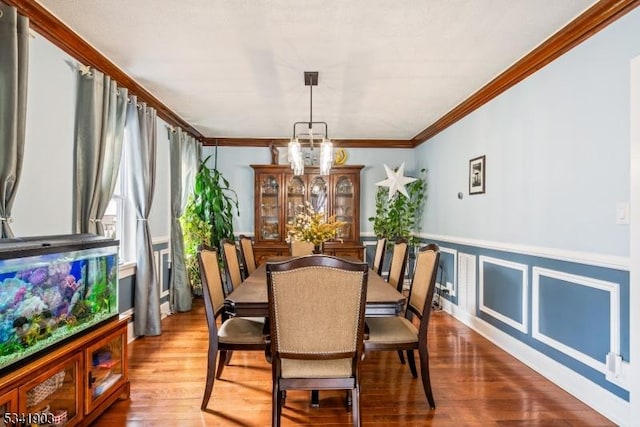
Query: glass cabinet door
85,326,126,413
0,389,17,427
308,176,328,215
334,175,355,240
19,352,82,426
258,174,281,241
286,175,306,224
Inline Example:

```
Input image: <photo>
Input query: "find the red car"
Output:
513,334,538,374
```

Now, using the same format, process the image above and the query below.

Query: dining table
224,256,406,318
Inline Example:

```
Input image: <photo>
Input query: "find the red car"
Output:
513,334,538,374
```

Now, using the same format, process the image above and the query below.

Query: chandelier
288,71,333,176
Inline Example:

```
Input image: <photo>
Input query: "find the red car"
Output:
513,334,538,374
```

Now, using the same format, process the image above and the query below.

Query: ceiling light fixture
288,71,333,176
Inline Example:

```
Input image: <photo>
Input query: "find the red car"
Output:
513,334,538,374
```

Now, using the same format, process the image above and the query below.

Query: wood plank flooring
93,299,615,426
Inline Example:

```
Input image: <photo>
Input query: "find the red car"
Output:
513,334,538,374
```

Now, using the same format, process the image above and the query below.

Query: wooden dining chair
266,255,369,427
364,243,440,409
387,238,409,292
371,237,387,276
221,238,243,295
197,245,267,411
239,234,257,277
289,240,315,256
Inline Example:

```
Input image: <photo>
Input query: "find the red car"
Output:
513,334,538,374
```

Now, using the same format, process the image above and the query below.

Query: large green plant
368,168,427,245
181,155,239,292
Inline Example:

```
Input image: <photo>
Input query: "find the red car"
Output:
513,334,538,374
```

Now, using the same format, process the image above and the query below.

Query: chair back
387,238,409,292
407,244,440,337
197,245,226,330
221,239,243,293
267,256,368,360
289,240,315,256
239,235,257,277
372,237,387,276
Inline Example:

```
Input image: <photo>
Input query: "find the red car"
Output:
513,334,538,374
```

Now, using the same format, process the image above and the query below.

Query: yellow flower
286,202,346,246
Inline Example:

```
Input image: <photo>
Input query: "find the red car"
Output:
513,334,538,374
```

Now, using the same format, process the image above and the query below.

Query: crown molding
5,0,204,141
411,0,640,146
203,137,414,148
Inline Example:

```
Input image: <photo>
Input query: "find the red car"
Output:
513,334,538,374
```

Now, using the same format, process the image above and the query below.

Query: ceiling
34,0,600,143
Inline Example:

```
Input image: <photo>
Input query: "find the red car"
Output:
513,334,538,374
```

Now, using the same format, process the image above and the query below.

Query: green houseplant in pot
368,166,427,269
181,155,239,294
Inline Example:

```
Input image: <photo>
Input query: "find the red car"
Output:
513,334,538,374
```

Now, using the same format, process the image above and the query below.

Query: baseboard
124,302,173,344
439,299,630,426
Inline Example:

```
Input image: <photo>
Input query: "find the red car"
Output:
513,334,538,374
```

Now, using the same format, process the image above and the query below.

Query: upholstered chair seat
218,317,265,345
281,358,353,378
364,317,418,344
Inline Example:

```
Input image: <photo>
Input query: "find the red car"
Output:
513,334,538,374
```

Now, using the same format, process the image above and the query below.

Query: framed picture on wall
469,155,486,195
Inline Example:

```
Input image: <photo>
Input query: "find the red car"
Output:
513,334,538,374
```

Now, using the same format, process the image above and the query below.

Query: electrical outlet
445,281,455,296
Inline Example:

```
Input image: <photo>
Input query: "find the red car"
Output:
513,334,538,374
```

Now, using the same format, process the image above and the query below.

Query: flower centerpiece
287,202,346,252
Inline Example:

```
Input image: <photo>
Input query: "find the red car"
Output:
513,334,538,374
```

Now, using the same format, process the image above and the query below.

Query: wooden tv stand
0,317,130,426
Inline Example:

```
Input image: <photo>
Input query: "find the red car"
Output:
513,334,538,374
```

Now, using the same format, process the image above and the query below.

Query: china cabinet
251,164,364,264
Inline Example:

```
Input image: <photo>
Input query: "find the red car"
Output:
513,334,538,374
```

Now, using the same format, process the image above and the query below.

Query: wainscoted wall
152,240,171,307
419,235,630,407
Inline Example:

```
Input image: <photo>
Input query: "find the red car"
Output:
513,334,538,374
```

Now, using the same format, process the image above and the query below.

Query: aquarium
0,234,118,374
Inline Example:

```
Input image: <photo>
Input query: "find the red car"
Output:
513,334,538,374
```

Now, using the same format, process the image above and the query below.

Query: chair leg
418,344,436,409
273,382,282,427
225,350,234,365
216,350,228,379
310,390,320,407
345,390,352,408
397,349,406,364
406,349,418,378
201,347,218,410
352,386,361,427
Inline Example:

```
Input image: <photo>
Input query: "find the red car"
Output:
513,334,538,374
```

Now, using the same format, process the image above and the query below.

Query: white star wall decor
375,163,417,201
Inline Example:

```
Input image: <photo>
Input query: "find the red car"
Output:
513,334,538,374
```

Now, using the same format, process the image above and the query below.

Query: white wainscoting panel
479,256,528,333
437,246,458,297
457,253,477,316
532,266,621,377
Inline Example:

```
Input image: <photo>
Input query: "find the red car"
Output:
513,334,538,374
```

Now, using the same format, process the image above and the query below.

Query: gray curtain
73,68,128,235
169,131,200,310
169,129,191,312
0,3,28,238
125,96,161,336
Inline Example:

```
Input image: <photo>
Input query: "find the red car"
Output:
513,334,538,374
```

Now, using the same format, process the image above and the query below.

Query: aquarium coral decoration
0,248,119,372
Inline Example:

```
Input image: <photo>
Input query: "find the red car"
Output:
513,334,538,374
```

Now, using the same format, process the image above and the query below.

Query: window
104,129,136,264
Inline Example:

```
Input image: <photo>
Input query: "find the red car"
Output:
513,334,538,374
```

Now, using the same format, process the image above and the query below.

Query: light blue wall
416,8,640,257
13,34,76,236
203,145,416,235
411,7,640,412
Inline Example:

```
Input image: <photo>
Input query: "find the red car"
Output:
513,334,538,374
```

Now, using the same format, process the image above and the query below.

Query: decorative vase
313,243,323,254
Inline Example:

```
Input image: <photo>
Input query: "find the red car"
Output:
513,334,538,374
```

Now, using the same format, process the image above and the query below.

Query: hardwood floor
93,299,615,426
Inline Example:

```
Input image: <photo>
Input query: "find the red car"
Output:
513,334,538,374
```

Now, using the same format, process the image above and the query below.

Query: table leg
310,390,319,407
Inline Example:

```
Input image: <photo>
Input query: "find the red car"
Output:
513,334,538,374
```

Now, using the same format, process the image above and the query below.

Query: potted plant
181,155,239,294
368,167,427,272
